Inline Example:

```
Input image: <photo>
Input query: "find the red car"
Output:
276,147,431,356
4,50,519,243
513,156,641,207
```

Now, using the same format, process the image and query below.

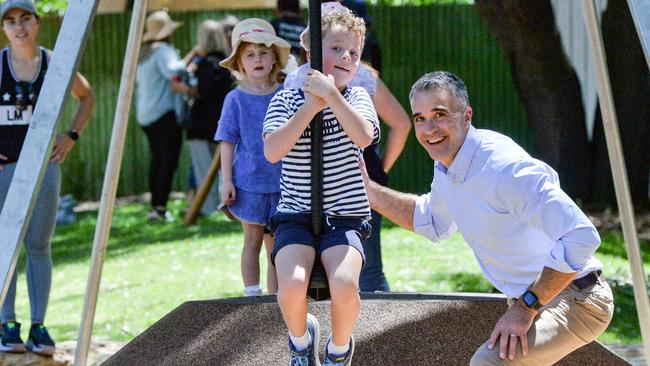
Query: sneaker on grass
323,335,354,366
289,313,320,366
0,321,26,353
26,323,55,355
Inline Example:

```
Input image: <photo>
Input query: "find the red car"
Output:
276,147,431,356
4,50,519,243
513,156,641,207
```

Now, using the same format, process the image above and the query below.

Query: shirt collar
435,125,480,183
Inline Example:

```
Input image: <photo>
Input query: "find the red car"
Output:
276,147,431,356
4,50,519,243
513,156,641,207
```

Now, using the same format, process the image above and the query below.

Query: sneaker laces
31,325,54,344
290,350,311,366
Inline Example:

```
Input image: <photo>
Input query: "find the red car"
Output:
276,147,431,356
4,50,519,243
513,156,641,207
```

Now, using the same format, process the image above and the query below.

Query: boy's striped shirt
263,86,379,218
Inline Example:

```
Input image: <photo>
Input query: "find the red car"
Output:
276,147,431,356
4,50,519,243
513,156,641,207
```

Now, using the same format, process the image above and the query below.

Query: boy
263,3,378,365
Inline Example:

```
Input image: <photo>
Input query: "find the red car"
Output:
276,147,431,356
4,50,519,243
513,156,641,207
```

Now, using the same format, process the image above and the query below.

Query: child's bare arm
220,141,236,205
305,70,374,148
264,93,325,163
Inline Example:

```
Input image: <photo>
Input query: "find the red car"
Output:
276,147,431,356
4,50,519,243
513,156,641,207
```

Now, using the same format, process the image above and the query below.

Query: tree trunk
591,0,650,209
474,0,592,201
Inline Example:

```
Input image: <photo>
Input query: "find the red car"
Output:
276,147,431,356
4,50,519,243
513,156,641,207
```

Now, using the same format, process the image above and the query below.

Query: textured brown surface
104,293,629,366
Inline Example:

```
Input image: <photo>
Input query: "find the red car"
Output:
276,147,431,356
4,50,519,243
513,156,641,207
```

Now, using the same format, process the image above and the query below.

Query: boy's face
321,28,362,89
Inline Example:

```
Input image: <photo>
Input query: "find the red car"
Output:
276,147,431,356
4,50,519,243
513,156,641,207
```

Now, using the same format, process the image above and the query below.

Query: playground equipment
0,0,648,364
102,293,629,365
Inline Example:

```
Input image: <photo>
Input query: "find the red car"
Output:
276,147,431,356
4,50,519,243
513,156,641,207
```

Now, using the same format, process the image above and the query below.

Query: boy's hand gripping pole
307,0,330,301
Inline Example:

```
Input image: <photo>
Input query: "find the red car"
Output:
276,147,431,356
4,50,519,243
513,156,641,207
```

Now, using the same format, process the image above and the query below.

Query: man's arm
362,160,418,230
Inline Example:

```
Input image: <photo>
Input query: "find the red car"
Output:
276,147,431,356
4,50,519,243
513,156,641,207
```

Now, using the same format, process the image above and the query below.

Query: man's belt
572,270,605,290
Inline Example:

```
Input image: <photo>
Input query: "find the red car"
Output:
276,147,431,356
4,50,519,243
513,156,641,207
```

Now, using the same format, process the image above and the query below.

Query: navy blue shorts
270,212,371,265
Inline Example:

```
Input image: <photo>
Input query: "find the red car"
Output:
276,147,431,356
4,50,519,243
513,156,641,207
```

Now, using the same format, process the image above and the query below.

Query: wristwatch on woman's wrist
66,129,79,141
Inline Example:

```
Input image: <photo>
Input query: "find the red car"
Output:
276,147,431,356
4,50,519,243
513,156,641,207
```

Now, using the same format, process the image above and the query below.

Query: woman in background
135,10,185,221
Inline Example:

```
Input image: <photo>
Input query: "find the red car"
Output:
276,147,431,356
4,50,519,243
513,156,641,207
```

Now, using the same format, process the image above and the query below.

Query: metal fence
34,4,530,200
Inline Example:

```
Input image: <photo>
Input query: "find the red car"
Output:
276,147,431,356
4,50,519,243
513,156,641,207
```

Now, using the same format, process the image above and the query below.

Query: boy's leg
241,223,265,294
275,245,316,336
321,245,363,347
263,233,278,294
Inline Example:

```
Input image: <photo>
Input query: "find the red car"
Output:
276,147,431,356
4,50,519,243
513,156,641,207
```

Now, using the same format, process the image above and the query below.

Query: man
362,71,613,365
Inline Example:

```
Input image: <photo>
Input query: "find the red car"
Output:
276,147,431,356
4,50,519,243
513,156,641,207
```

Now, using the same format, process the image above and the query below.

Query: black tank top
0,47,48,164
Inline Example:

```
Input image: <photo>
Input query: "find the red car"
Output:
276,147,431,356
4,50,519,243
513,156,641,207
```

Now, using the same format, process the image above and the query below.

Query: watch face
522,291,538,306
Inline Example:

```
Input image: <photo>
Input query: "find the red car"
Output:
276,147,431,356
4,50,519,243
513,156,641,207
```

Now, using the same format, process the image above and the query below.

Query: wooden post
0,0,100,312
73,0,148,364
581,0,650,361
183,148,221,225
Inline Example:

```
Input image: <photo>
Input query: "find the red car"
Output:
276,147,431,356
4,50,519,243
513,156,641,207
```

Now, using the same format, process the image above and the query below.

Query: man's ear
464,106,473,127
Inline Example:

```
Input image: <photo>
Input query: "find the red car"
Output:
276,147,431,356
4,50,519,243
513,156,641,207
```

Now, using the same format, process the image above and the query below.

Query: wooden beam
73,0,148,365
97,0,276,14
97,0,126,13
0,0,100,312
581,0,650,362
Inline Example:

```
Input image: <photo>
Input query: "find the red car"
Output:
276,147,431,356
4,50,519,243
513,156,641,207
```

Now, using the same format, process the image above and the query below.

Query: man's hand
488,300,537,360
0,153,7,170
50,134,75,163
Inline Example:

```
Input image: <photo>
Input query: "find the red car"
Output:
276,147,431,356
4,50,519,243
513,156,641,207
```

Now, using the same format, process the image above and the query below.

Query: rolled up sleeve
494,161,601,273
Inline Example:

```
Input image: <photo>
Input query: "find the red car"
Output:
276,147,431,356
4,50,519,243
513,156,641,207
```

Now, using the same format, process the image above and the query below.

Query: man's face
321,27,362,89
410,88,472,168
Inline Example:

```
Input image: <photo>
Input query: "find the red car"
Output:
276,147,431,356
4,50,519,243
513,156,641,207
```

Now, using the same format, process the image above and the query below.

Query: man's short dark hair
409,71,470,109
277,0,300,14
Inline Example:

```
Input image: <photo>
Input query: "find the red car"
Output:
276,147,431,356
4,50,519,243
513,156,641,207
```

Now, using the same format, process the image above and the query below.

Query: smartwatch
520,289,542,310
66,129,79,141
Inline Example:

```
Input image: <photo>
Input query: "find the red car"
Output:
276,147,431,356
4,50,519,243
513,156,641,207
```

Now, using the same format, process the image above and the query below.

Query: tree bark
474,0,592,201
591,0,650,209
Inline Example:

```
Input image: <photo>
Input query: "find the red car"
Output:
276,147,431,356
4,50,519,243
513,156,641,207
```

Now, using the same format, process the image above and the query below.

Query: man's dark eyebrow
411,112,421,119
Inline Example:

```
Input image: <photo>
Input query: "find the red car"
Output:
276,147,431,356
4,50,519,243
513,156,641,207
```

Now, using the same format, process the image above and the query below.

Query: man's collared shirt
413,126,602,298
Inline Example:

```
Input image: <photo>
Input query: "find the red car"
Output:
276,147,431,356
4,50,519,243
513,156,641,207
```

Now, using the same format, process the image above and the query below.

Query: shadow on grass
46,201,242,268
427,272,498,293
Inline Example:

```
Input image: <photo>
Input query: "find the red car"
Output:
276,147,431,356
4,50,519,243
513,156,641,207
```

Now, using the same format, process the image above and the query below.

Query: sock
244,284,262,296
290,329,311,351
327,337,350,356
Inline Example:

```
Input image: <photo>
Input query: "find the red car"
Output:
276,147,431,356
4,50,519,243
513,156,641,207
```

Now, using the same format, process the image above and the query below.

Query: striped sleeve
263,89,295,138
348,87,380,144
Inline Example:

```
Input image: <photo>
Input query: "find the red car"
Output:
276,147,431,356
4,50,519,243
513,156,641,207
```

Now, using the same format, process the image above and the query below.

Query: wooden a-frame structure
0,1,648,365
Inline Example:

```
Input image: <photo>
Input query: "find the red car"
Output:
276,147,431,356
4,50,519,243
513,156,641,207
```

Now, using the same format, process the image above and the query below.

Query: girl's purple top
215,85,282,193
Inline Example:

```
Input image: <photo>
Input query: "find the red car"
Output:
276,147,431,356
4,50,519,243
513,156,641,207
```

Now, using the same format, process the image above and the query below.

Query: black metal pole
307,0,330,301
309,0,323,237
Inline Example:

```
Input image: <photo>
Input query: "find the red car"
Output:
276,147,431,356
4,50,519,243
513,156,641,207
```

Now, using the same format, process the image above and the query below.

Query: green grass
9,199,649,345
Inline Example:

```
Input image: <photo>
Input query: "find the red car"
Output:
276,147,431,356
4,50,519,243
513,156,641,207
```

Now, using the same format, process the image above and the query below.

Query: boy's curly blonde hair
300,6,366,52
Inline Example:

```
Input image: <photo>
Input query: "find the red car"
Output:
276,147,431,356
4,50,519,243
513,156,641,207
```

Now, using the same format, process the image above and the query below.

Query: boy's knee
329,277,359,303
278,278,308,298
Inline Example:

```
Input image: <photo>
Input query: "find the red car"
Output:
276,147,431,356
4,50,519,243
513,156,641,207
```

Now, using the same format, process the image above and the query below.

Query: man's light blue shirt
413,126,602,298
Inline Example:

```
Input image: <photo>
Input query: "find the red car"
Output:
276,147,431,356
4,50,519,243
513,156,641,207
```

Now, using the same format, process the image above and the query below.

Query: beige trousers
470,281,614,365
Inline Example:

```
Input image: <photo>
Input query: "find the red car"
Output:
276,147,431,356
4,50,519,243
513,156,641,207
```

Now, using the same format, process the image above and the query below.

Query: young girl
215,18,290,296
264,4,378,365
